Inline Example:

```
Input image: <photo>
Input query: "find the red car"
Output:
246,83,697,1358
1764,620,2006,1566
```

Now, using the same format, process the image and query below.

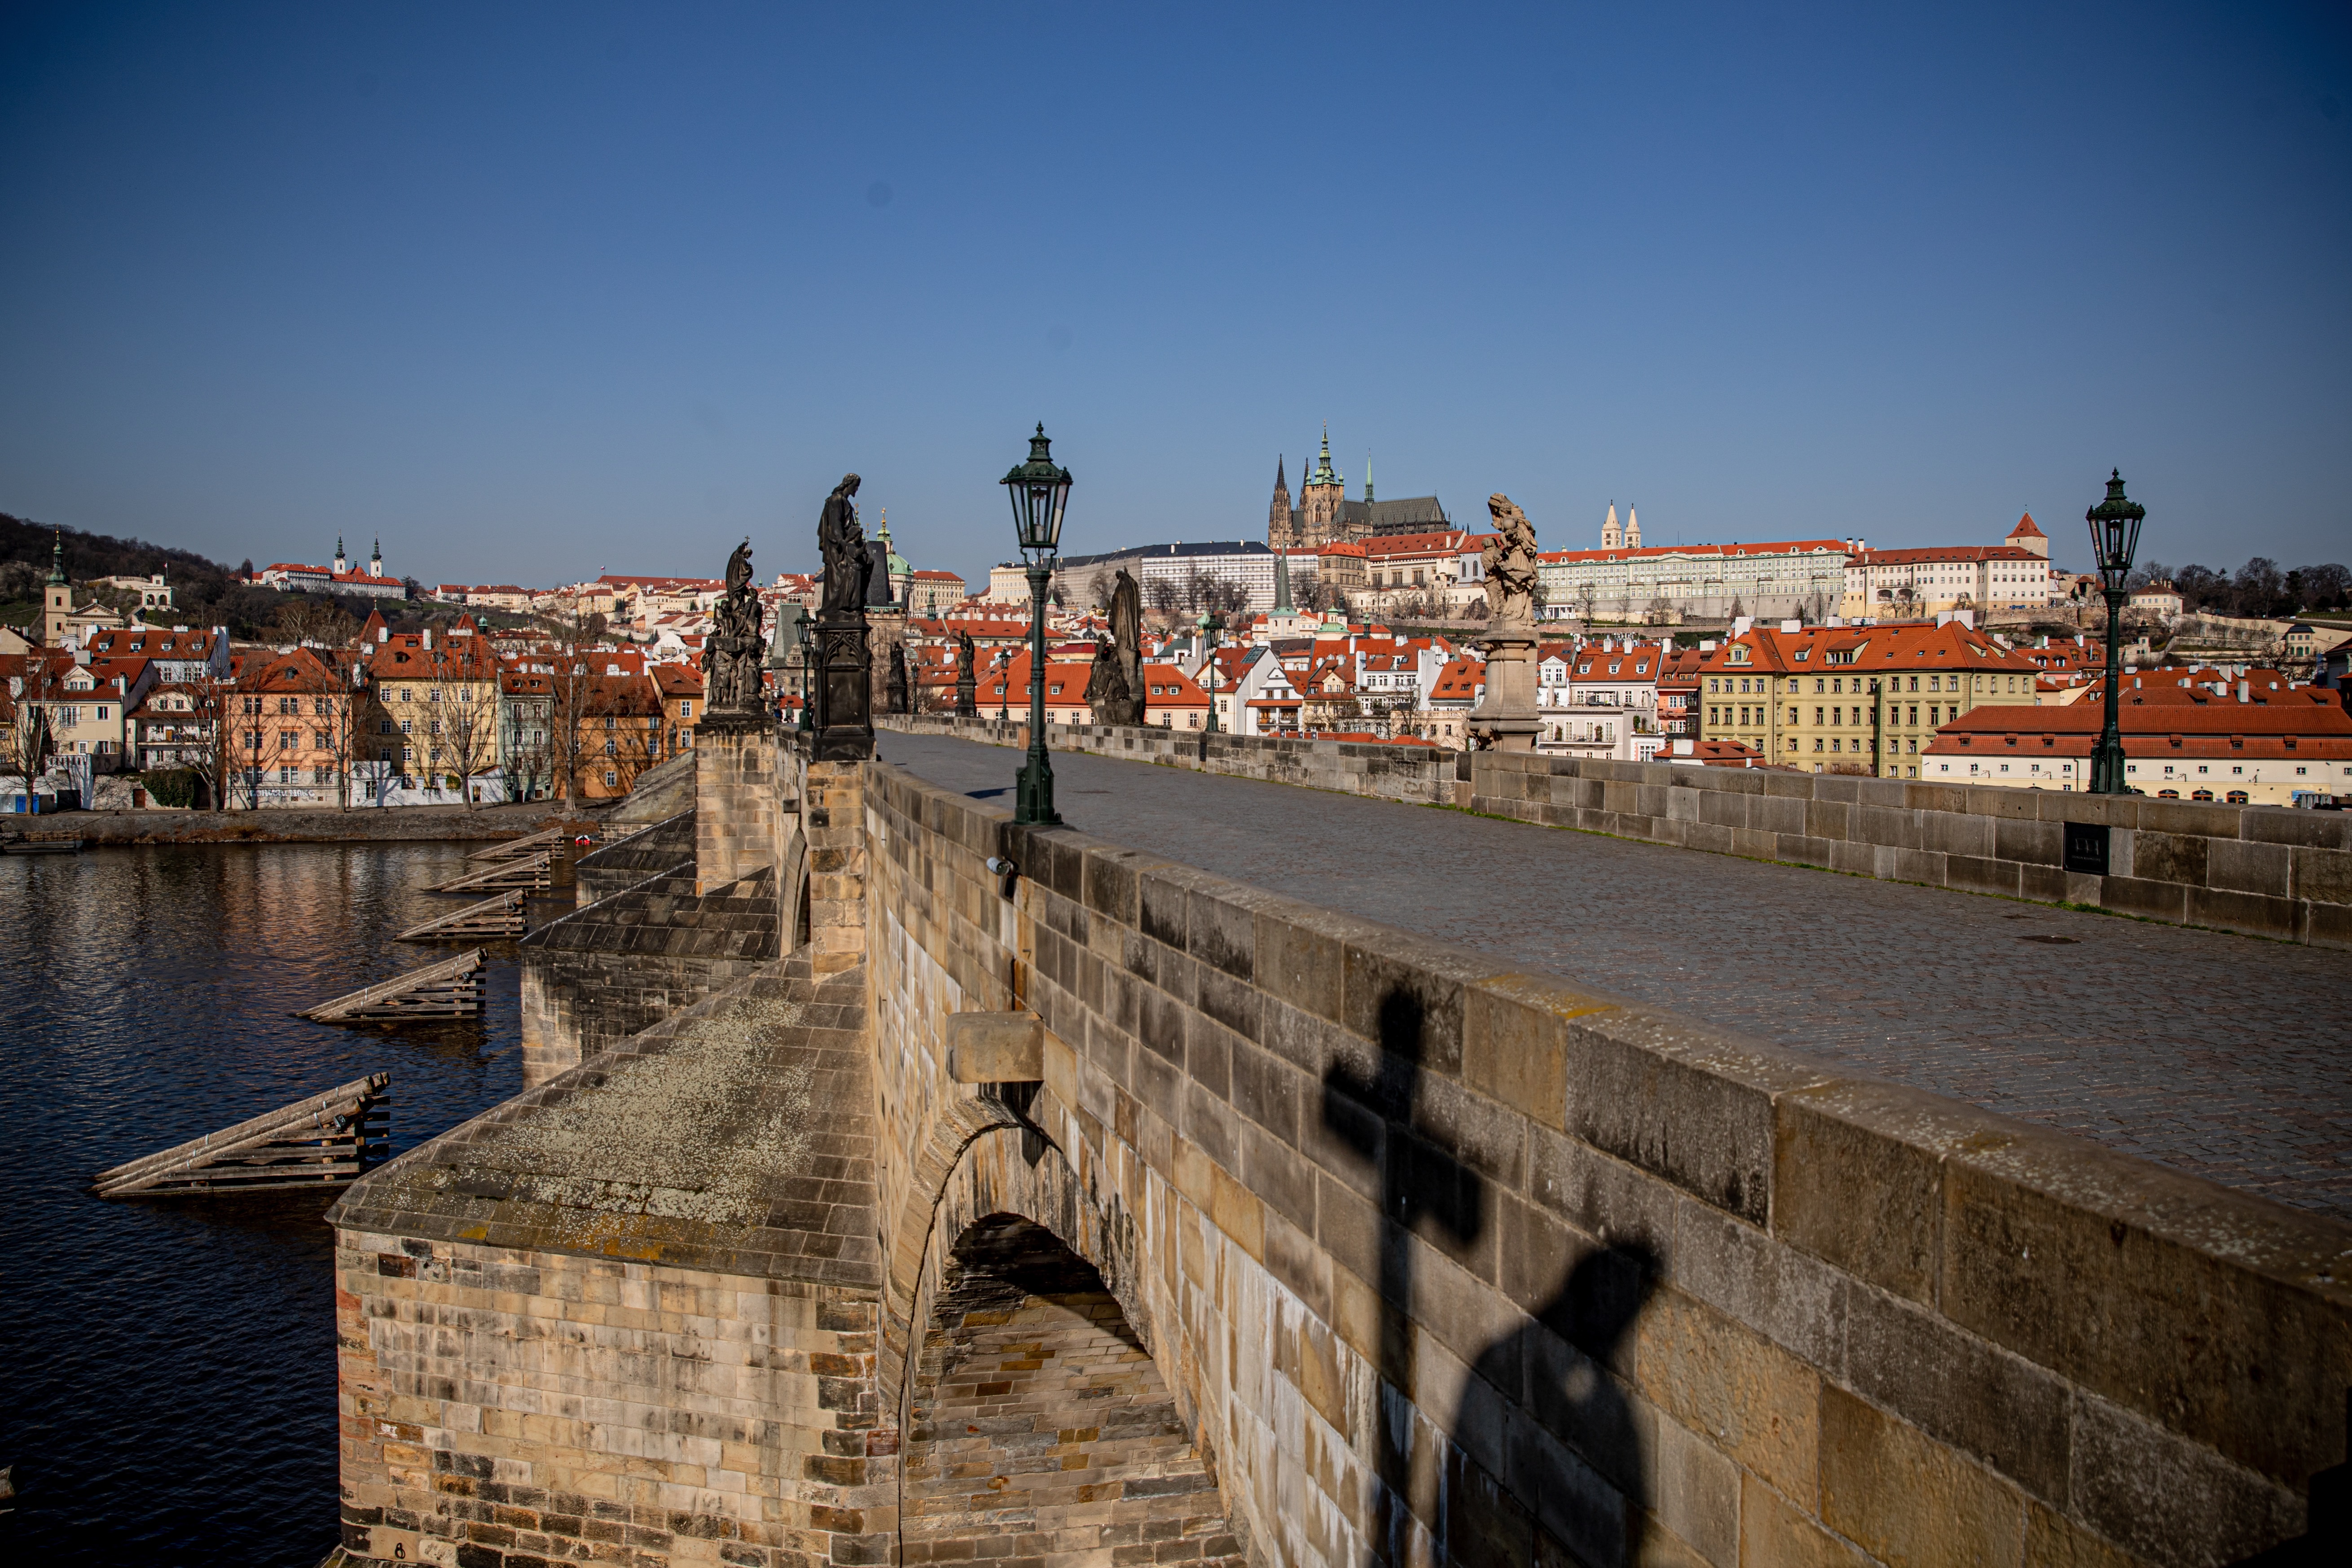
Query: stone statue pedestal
866,606,906,716
1471,625,1542,751
812,615,874,762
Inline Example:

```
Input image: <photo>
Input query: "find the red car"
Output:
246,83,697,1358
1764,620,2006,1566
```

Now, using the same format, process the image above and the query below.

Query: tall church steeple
1363,453,1374,504
1601,503,1622,550
1268,455,1293,547
1300,424,1345,545
1308,425,1339,488
1624,506,1640,549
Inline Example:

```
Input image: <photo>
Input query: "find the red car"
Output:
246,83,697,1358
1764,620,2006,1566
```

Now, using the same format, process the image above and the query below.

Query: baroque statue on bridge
1482,495,1541,629
700,536,766,712
1090,568,1146,725
954,629,978,716
818,474,870,618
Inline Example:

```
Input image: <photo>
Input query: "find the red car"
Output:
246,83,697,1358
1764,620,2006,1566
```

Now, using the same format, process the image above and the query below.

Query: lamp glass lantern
1002,423,1073,559
2086,469,2145,593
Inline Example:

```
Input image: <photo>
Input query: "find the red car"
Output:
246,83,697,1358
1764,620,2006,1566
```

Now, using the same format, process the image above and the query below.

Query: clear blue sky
2,3,2345,590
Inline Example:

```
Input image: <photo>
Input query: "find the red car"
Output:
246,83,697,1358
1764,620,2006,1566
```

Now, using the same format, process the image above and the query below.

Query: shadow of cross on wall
1321,987,1658,1568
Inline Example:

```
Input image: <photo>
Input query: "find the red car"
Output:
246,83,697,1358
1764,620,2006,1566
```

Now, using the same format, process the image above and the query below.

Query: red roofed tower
2007,513,2048,558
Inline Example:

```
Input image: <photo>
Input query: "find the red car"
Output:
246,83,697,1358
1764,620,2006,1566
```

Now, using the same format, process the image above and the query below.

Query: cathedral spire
1275,454,1286,490
1601,503,1621,551
48,527,66,585
1308,424,1339,488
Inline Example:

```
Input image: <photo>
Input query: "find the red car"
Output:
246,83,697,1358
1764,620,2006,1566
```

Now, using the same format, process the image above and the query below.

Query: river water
1,841,536,1566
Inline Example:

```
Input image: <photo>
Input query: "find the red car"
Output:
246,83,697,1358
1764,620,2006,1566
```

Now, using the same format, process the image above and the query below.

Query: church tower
1268,456,1292,547
1601,503,1622,550
1301,425,1345,545
1625,506,1640,549
334,536,348,575
42,529,73,645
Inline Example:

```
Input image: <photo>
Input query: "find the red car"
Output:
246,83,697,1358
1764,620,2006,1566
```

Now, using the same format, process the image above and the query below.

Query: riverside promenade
11,800,587,845
880,729,2352,1219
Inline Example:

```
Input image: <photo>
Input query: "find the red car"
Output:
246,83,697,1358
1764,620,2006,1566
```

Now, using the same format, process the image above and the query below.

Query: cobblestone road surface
881,732,2352,1220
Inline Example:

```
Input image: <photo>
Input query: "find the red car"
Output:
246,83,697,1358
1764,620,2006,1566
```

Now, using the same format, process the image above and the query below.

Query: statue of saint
1482,495,1541,629
818,474,868,617
1083,633,1129,720
954,629,978,716
887,642,910,714
1109,570,1141,665
701,536,765,710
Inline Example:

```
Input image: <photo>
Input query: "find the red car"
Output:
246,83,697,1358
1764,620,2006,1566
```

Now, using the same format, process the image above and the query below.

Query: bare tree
5,654,64,789
422,640,498,800
535,604,603,806
595,676,664,796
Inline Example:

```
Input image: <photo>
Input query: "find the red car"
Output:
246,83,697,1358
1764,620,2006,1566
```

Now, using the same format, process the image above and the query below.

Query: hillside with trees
0,511,414,638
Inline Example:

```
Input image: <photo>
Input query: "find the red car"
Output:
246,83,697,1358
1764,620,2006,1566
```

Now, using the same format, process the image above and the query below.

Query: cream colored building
1697,619,2041,777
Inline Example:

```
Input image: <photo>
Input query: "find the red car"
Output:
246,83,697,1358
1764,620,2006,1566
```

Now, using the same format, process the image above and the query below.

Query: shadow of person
1457,1242,1660,1566
1320,988,1662,1566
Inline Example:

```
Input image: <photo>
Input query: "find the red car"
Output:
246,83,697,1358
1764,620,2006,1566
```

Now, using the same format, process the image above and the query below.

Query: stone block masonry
863,760,2349,1568
516,863,779,1085
572,808,697,907
329,957,889,1568
696,714,787,896
1471,749,2352,948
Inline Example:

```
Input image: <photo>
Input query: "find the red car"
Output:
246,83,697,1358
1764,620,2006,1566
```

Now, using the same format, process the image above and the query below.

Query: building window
604,770,617,787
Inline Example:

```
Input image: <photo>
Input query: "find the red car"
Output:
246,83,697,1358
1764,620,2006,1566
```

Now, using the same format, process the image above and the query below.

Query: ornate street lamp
1002,423,1072,826
1198,609,1224,733
2085,469,2145,795
794,613,815,734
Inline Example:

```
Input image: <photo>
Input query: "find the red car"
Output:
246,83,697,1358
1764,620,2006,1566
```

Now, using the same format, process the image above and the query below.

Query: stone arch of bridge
884,1107,1246,1568
781,822,809,951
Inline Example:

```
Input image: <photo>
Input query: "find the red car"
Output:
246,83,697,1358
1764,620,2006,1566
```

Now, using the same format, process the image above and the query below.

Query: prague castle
1267,426,1450,548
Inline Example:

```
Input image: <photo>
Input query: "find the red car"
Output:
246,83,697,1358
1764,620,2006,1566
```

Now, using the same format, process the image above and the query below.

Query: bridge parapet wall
1471,750,2352,948
864,759,2348,1568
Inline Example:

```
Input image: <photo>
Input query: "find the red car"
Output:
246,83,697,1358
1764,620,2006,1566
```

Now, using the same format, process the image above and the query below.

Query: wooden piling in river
91,1072,391,1197
302,948,486,1022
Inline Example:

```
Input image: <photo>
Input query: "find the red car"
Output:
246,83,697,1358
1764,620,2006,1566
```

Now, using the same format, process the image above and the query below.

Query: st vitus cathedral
1266,426,1451,549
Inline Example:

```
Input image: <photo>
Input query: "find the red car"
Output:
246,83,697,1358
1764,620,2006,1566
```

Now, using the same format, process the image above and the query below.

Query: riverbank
6,800,605,846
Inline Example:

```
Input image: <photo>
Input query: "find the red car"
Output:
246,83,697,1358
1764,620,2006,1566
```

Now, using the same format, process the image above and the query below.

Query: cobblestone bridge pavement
881,731,2352,1219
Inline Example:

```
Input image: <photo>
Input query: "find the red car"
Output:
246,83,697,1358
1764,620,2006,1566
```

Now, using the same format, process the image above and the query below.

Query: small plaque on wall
2063,820,2110,877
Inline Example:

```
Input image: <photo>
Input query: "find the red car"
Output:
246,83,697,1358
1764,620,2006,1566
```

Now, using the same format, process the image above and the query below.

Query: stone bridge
325,718,2352,1568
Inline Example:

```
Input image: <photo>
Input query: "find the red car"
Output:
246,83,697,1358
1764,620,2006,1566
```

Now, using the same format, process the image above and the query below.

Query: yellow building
1697,620,2042,777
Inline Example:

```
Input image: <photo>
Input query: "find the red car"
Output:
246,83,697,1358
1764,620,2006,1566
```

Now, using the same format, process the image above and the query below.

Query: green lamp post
794,613,815,734
1002,423,1072,826
2085,470,2145,795
1198,608,1224,734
